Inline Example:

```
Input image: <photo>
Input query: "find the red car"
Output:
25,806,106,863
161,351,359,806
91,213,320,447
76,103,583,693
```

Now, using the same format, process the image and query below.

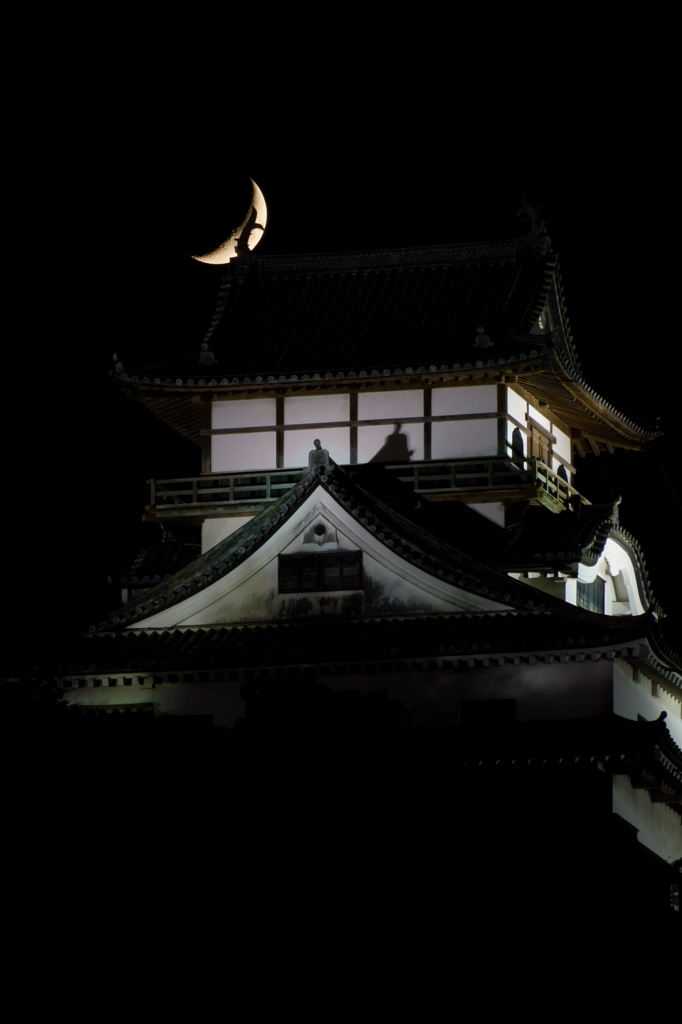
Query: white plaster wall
286,428,350,469
433,387,498,461
613,659,682,746
470,503,505,527
202,516,253,554
552,426,572,473
134,489,512,630
358,390,424,462
530,409,551,432
611,659,682,862
579,540,647,616
284,395,350,468
212,399,276,473
507,388,527,426
285,394,350,425
613,775,682,862
432,418,498,460
433,385,497,416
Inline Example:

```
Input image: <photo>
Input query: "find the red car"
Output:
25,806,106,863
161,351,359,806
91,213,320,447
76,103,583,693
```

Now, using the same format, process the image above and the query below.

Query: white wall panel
552,426,572,472
431,386,499,459
507,387,527,424
212,432,277,473
470,502,505,527
358,390,423,462
283,395,351,467
507,388,528,455
213,399,275,429
202,516,253,554
285,427,350,468
212,399,277,473
359,423,423,463
432,385,497,415
285,394,350,424
432,418,498,460
531,409,551,432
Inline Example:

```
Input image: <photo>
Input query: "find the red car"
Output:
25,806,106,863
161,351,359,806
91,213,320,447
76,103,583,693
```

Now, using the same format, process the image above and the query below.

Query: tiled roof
120,539,200,586
113,240,660,452
69,609,654,675
135,239,554,381
92,463,601,632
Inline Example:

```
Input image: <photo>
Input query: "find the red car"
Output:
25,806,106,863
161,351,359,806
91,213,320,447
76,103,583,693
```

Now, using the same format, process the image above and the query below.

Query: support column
276,396,284,468
349,392,358,464
201,394,213,474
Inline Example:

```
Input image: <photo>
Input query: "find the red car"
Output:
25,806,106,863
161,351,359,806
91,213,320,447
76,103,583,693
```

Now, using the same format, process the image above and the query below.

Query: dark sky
8,121,680,666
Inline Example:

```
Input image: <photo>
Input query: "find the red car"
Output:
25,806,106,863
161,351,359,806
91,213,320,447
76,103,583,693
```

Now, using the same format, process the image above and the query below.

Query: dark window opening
577,577,605,613
279,551,363,593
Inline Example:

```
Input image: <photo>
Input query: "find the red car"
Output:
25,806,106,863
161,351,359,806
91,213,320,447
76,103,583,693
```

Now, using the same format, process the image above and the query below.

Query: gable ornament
307,439,332,477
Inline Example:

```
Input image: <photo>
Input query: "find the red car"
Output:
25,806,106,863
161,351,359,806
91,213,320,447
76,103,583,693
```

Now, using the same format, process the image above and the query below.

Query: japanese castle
61,186,682,886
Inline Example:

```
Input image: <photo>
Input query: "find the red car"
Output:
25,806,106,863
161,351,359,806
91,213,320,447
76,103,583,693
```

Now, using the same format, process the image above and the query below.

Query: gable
132,488,514,630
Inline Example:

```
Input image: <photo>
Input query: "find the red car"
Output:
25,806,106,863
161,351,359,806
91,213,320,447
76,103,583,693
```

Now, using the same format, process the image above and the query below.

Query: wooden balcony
144,457,586,522
390,456,583,511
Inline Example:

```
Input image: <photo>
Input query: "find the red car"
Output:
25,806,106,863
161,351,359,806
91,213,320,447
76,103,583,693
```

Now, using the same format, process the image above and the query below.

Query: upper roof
142,238,554,379
114,235,660,453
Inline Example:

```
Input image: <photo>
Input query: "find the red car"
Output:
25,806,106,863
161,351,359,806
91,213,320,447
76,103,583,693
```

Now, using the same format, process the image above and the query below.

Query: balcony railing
147,456,585,518
149,469,305,510
390,456,583,509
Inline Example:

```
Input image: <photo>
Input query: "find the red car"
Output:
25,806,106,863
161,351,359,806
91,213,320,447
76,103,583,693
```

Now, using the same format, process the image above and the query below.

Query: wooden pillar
349,392,358,464
276,396,284,468
201,394,212,474
497,383,507,457
423,388,432,461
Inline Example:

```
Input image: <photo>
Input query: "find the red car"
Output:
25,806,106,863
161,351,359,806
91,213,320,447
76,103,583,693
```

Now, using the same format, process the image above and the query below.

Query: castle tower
61,186,682,887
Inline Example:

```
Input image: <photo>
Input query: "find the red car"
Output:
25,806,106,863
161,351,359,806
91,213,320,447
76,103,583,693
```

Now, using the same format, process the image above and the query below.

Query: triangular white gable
132,487,514,629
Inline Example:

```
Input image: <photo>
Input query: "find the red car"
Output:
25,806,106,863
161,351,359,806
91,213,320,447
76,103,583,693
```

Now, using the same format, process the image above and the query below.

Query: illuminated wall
284,394,350,468
432,386,497,459
210,386,573,474
505,386,573,477
212,399,276,472
612,658,682,861
202,516,253,554
358,390,424,463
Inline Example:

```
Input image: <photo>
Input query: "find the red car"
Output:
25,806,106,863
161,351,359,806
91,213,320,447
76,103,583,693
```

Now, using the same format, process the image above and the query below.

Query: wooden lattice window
278,552,363,593
577,577,605,613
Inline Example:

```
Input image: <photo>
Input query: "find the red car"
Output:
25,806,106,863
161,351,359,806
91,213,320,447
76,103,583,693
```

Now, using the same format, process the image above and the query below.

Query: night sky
8,121,680,668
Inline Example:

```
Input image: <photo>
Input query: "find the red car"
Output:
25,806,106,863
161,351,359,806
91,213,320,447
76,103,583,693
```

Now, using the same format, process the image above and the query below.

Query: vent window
577,577,605,613
278,552,363,593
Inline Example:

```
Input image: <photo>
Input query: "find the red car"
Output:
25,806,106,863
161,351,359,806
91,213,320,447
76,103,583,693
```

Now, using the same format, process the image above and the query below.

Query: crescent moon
191,179,267,265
